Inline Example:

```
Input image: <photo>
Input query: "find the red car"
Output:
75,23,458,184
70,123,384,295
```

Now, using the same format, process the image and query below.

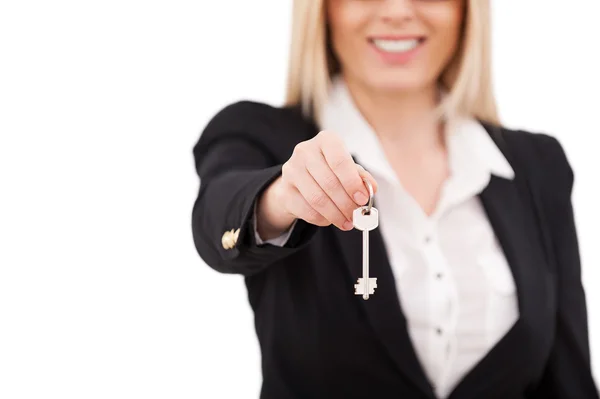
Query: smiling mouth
369,38,426,53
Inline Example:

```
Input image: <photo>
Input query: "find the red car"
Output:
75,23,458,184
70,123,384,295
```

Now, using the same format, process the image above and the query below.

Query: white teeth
372,39,420,53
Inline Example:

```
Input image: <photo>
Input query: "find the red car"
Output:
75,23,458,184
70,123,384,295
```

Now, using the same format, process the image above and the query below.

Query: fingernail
343,221,354,230
353,191,368,205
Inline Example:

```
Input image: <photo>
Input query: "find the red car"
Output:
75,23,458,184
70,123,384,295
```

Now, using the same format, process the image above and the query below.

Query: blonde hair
284,0,499,126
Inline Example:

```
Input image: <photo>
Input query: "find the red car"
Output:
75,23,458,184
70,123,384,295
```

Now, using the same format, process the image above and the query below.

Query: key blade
354,278,377,295
368,278,377,290
354,279,364,295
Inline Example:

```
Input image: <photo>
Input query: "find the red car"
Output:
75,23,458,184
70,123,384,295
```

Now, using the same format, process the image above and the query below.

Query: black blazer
191,101,599,399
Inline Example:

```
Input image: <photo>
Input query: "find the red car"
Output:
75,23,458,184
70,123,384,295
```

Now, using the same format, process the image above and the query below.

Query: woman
191,0,599,398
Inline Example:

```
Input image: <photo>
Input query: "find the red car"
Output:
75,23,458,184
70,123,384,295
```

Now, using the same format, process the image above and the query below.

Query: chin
364,72,433,94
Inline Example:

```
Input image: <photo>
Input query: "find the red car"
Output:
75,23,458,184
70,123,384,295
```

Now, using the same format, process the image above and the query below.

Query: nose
378,0,417,24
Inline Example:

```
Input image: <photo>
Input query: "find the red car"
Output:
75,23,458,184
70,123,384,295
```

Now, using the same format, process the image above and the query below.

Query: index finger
320,136,369,206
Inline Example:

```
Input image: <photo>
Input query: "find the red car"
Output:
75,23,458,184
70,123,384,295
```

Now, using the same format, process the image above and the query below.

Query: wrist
256,176,296,240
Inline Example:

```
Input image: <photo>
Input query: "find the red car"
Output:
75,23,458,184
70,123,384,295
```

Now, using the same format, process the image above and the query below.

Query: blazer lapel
332,130,550,398
448,127,551,399
335,177,542,399
331,201,436,399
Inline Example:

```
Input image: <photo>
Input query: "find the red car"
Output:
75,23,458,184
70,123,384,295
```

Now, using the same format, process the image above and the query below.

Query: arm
530,135,599,398
191,102,317,276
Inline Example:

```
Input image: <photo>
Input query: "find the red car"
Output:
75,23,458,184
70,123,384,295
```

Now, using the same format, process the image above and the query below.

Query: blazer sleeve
190,101,318,276
530,135,599,398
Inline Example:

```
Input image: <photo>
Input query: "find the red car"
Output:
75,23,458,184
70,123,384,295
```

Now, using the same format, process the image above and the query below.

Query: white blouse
255,77,519,399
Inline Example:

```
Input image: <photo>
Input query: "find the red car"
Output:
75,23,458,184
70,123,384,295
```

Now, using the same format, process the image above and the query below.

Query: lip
368,35,426,41
367,36,426,65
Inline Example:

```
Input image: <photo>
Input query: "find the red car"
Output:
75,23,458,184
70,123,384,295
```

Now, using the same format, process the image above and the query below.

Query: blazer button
221,229,234,249
221,228,241,250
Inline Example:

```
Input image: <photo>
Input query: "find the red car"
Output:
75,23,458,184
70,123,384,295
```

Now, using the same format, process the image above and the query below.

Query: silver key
353,206,378,300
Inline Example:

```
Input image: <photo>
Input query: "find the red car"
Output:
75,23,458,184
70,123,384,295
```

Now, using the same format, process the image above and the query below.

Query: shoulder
485,122,574,195
202,100,316,141
500,125,569,165
194,100,318,160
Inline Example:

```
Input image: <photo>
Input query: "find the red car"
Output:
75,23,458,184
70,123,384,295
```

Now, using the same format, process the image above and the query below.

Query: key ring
362,177,374,215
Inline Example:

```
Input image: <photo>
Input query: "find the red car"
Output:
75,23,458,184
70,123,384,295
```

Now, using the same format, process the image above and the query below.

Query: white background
0,0,598,398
